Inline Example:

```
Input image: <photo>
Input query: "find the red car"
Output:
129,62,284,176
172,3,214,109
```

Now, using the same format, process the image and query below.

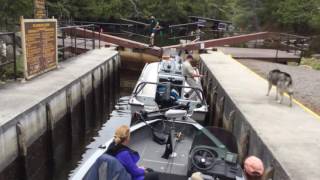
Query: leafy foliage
276,0,320,33
0,0,319,34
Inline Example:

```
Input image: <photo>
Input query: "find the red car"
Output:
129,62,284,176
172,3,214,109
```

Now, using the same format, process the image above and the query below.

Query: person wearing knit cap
244,156,264,180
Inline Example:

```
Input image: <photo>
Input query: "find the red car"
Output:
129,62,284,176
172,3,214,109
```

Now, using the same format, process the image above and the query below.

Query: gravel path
238,59,320,115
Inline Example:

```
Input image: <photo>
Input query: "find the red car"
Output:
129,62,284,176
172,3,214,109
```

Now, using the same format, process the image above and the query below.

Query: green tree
0,0,319,34
276,0,320,33
47,0,72,20
0,0,33,30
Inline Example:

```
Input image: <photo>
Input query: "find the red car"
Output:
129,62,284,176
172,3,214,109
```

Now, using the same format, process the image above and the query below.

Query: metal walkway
64,28,273,56
63,28,308,65
63,27,162,56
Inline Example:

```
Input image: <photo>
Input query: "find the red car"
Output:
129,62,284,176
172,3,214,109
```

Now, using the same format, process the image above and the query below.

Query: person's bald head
244,156,264,180
191,172,203,180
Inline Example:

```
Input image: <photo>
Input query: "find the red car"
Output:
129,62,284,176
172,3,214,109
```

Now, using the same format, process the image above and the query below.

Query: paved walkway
217,47,300,63
0,48,117,128
238,59,320,116
201,51,320,180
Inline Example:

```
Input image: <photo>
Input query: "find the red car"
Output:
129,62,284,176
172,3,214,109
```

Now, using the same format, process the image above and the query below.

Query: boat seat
84,154,131,180
156,84,181,108
165,109,187,119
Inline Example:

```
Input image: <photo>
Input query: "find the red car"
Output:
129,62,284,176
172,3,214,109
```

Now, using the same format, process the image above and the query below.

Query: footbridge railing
60,25,310,60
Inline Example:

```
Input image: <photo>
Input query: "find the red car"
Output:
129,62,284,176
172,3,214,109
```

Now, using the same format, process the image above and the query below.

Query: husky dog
266,69,293,106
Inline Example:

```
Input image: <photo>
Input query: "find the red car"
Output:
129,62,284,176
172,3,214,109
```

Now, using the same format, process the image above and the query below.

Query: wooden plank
163,32,272,51
63,28,162,56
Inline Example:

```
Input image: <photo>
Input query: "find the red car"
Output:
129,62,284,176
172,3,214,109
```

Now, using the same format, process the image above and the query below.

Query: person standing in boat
107,125,159,180
182,55,204,99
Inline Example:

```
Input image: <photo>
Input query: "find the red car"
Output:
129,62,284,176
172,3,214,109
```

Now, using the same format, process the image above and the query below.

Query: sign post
34,0,47,19
20,17,58,79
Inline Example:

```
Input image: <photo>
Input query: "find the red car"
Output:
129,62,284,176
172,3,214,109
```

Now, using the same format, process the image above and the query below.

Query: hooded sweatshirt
107,141,145,180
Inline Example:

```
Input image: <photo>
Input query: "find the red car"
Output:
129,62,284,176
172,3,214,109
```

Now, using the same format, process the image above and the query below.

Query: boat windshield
192,127,238,154
133,81,206,103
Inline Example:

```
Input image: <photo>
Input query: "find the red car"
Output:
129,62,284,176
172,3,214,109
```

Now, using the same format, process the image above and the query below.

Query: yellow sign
21,18,58,79
34,0,46,19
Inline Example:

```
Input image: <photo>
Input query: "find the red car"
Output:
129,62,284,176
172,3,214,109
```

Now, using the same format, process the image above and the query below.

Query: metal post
99,25,101,48
135,24,138,35
275,37,280,63
62,31,65,60
84,26,87,49
173,28,175,43
74,28,77,55
287,35,290,53
13,33,17,80
70,28,73,57
275,48,279,63
92,26,95,49
186,26,189,38
299,50,303,64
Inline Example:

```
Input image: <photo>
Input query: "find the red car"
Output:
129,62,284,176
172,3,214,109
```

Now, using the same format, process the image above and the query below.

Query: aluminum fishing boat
129,54,208,122
70,54,245,180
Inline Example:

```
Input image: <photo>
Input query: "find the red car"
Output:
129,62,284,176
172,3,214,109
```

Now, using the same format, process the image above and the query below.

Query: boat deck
129,122,197,179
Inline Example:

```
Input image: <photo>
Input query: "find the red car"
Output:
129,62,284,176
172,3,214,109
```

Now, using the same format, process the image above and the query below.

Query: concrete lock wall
0,49,121,180
199,58,289,179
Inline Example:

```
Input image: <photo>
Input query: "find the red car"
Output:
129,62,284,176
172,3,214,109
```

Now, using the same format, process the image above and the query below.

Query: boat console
187,129,244,180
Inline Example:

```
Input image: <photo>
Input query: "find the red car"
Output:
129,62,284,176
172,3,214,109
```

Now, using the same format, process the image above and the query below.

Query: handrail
278,33,310,39
189,16,232,24
121,30,151,39
59,24,96,30
168,34,197,40
58,25,102,61
120,18,148,26
169,22,203,28
66,20,133,27
0,32,16,35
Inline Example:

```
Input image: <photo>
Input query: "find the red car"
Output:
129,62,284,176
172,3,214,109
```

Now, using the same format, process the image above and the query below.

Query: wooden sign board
21,18,58,79
34,0,46,19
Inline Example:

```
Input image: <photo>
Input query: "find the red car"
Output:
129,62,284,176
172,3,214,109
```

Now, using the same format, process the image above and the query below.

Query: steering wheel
191,146,217,171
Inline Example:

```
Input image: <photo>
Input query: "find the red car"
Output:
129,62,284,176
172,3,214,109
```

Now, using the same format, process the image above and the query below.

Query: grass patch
300,57,320,70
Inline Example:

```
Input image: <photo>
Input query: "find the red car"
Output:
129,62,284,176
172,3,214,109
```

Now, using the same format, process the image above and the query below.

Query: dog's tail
283,72,293,85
